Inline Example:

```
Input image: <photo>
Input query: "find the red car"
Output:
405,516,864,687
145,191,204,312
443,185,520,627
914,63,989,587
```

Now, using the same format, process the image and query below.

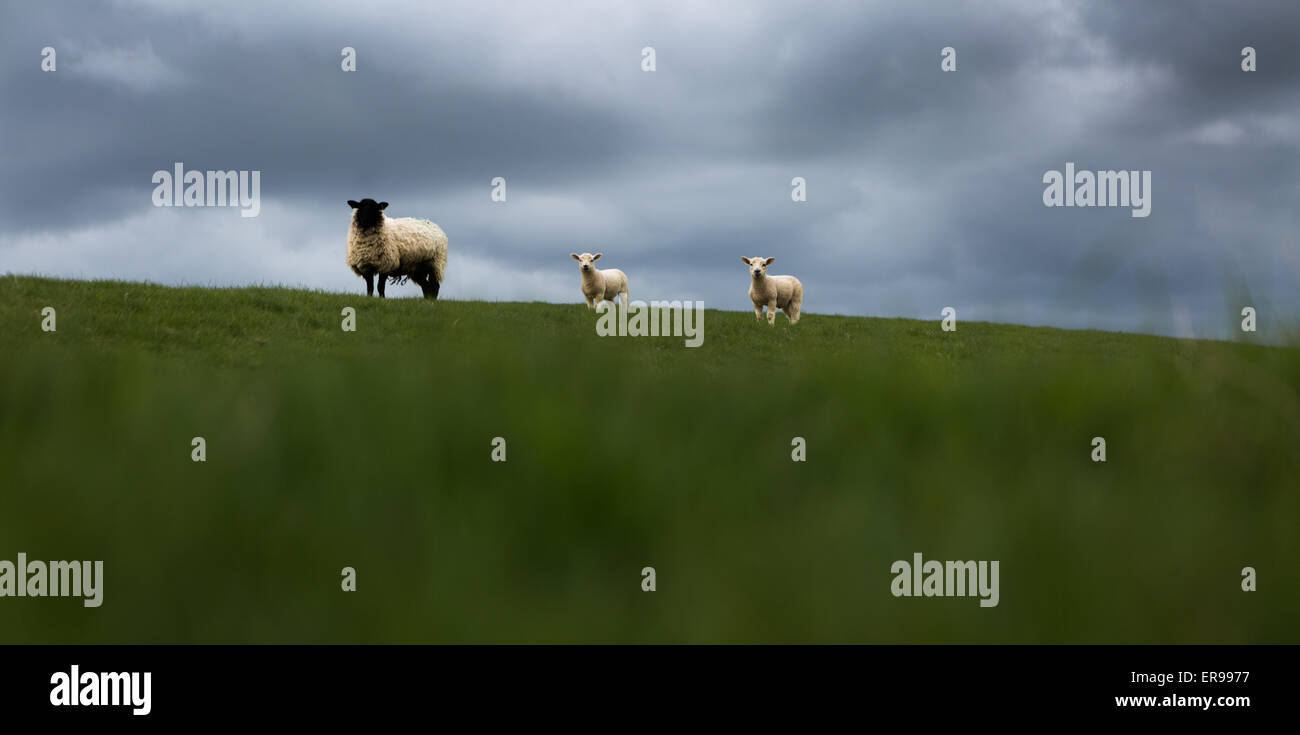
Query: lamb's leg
377,274,386,298
585,296,595,310
786,301,800,324
754,304,763,321
767,301,777,325
364,273,374,297
620,290,628,310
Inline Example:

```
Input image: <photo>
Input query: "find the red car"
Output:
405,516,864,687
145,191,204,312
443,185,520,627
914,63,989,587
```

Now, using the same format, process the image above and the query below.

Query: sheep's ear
570,253,580,260
347,200,360,209
764,257,775,266
741,257,751,265
592,253,602,261
378,202,389,210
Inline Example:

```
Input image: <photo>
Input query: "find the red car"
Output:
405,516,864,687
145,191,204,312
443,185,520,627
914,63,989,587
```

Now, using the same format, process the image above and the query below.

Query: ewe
571,252,629,310
346,198,448,299
742,256,802,325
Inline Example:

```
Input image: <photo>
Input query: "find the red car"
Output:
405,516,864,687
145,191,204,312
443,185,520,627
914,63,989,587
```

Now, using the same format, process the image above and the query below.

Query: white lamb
742,256,802,325
570,252,629,310
346,198,448,299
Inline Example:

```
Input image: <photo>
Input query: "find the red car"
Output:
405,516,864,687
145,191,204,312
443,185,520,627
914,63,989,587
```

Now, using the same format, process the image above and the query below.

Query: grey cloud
1,0,1297,340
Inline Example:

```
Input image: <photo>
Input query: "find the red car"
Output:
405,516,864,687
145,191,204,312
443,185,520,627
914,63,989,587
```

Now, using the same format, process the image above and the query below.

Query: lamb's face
348,198,388,229
571,252,602,273
743,256,775,278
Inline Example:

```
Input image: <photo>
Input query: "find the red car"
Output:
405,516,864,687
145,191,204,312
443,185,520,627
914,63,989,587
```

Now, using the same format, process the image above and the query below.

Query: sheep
346,198,448,299
570,252,629,310
742,256,802,325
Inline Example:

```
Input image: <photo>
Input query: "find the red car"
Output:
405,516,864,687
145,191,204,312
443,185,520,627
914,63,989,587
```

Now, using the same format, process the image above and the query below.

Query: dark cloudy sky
2,0,1297,339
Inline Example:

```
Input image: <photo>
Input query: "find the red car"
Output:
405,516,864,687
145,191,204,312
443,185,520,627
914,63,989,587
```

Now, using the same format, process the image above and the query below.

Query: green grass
1,274,1297,643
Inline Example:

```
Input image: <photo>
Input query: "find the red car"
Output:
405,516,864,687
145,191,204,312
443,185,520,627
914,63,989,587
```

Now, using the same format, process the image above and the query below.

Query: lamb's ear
570,253,580,260
741,256,751,265
764,257,775,266
347,200,360,209
378,202,389,210
592,253,602,261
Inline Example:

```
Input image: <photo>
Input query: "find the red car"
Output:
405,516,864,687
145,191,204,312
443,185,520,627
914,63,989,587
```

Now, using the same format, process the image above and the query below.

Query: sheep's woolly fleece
347,217,448,283
744,256,803,324
581,266,629,305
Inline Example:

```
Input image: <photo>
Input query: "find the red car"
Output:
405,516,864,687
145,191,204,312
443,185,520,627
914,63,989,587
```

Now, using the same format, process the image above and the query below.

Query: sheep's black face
348,198,388,229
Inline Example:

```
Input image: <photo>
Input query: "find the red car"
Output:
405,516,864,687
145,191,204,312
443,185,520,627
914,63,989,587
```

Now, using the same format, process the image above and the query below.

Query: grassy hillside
1,274,1297,643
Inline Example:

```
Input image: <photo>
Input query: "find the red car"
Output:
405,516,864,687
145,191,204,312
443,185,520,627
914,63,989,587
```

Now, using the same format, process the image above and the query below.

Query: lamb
570,252,629,310
742,256,802,325
346,198,448,299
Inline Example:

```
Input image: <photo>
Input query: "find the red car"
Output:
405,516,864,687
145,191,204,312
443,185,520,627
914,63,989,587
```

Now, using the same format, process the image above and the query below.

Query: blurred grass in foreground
0,275,1297,643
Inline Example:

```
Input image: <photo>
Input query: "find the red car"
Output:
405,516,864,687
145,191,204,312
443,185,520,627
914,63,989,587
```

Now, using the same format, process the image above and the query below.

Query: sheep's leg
753,303,763,321
620,290,629,310
363,272,375,297
787,301,800,324
409,267,437,300
377,274,386,298
585,296,595,310
767,301,777,325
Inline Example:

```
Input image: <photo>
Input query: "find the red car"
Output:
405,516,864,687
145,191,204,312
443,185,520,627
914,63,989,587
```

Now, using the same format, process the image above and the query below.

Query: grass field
1,274,1297,643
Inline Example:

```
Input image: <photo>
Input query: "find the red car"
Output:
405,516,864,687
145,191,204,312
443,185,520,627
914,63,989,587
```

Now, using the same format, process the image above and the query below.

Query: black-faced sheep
346,199,448,299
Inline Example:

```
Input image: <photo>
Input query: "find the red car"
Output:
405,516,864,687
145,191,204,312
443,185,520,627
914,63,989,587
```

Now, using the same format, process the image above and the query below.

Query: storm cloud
2,0,1297,339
